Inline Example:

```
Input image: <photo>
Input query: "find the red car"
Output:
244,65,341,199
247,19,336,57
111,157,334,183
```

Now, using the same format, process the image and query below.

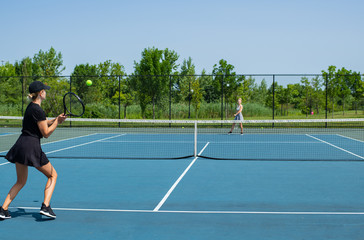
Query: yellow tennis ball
86,80,92,86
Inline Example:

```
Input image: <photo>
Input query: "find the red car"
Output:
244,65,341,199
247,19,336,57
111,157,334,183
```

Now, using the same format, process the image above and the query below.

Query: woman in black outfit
0,81,66,219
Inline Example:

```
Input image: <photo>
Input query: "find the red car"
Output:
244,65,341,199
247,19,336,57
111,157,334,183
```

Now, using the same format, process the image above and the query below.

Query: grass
1,102,363,120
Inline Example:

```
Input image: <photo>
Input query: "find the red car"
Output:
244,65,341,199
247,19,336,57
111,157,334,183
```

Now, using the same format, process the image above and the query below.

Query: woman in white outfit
228,98,243,135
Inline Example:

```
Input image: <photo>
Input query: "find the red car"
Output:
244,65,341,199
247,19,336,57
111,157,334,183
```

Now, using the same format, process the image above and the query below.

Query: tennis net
0,116,363,161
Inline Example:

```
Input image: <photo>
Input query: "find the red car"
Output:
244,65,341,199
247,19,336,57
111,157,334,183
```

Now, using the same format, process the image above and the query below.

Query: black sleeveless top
5,102,49,167
22,102,47,138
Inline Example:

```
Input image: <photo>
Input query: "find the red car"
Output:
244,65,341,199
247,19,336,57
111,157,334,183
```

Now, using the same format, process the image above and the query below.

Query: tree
212,59,238,119
310,76,324,114
300,77,314,117
238,76,255,103
71,63,101,106
0,62,19,109
98,60,125,103
265,81,280,115
252,79,268,105
179,57,196,118
112,76,135,119
322,66,340,118
133,47,179,119
33,47,65,76
349,73,363,114
191,77,203,118
200,69,217,103
336,68,353,115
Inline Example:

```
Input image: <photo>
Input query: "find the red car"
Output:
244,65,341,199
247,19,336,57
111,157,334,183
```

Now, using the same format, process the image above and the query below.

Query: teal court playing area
1,118,364,239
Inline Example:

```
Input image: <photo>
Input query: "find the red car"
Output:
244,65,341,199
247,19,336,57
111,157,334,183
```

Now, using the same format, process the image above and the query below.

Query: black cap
29,81,51,93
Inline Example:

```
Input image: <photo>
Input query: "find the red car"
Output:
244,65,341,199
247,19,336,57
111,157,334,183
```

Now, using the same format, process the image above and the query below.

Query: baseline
9,206,364,215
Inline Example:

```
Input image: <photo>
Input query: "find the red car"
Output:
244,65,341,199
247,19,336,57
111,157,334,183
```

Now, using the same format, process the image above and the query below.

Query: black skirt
5,134,49,168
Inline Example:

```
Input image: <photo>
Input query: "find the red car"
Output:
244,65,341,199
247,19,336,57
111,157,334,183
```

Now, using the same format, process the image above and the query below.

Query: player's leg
240,123,243,134
229,123,236,134
1,163,28,218
36,162,58,207
36,162,57,218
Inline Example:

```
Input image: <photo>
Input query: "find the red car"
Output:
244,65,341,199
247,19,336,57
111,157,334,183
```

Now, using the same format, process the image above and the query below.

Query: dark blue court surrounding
1,131,364,239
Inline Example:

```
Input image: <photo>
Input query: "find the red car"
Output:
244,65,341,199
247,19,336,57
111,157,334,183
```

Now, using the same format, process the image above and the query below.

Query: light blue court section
309,134,364,158
42,133,194,159
0,133,16,136
1,210,364,240
0,157,193,210
162,160,364,212
197,134,364,161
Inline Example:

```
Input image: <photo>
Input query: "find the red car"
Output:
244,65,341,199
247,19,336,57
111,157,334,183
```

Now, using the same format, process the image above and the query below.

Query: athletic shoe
0,206,11,219
40,203,56,219
228,131,232,135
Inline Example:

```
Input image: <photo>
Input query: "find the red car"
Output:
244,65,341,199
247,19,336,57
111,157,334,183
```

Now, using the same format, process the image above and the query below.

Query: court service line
10,206,364,215
0,133,17,137
336,134,364,143
103,140,320,144
0,133,100,167
45,134,126,155
102,140,194,143
306,134,364,160
41,133,99,146
153,142,210,212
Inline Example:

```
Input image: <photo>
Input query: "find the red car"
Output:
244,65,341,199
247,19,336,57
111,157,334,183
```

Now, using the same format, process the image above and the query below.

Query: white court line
336,134,364,143
153,142,210,212
0,133,123,166
102,140,194,143
9,206,364,215
103,140,320,144
0,133,17,137
45,134,125,155
306,134,364,160
41,133,99,146
208,141,321,144
0,133,99,155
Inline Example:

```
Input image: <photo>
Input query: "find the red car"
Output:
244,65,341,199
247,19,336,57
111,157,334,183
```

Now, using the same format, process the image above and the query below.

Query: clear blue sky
1,0,363,76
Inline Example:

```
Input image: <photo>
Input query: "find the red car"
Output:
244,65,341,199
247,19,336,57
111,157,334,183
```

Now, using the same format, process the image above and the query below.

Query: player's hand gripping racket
63,92,85,117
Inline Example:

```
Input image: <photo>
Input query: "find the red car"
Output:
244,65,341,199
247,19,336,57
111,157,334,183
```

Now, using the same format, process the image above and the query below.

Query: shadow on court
7,208,55,222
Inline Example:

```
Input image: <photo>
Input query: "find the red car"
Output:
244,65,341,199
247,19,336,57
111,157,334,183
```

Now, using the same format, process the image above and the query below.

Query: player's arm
47,118,56,126
38,119,59,138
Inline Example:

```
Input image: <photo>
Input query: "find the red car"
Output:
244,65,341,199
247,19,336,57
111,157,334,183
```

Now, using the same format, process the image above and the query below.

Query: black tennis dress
6,102,50,167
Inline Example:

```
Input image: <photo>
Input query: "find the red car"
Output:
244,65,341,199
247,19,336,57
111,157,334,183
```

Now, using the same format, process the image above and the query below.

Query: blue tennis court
1,124,364,239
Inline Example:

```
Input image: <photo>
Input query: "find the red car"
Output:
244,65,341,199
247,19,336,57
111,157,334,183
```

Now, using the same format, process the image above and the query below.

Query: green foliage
33,47,65,76
1,47,363,120
133,47,179,118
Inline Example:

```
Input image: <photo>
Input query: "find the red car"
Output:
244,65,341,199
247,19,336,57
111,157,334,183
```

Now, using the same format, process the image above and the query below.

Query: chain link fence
0,74,363,120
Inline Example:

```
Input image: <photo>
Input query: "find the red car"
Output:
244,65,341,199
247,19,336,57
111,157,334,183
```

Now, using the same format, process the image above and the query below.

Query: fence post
119,75,121,127
272,75,275,128
21,76,24,116
169,75,172,126
219,75,224,128
69,76,72,128
325,74,328,128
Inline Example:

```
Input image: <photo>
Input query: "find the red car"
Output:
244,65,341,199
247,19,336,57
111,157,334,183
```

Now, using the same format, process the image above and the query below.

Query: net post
194,121,197,157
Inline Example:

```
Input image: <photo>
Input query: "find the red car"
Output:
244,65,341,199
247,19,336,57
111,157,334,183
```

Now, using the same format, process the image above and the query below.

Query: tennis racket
63,92,85,117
